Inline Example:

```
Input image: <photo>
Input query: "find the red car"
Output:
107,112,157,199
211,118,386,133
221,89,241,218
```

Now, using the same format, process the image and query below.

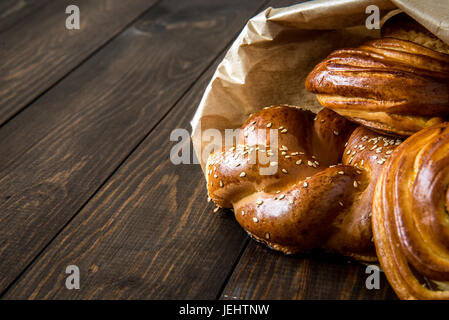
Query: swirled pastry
206,105,399,260
373,123,449,299
305,37,449,136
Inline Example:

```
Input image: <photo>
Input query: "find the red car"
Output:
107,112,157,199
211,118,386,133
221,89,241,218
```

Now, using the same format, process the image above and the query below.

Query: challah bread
372,123,449,299
305,37,449,136
206,105,400,260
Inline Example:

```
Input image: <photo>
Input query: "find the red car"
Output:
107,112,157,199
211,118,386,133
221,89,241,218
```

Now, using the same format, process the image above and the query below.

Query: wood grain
0,0,158,126
221,242,397,300
0,0,50,33
0,0,268,296
2,45,250,300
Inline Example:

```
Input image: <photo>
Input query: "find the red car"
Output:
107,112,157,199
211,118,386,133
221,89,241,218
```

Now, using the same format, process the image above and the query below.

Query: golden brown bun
382,12,449,55
206,105,400,260
372,122,449,300
305,37,449,136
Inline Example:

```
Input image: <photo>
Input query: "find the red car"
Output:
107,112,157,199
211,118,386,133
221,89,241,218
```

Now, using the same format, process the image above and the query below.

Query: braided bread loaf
373,123,449,299
206,105,400,260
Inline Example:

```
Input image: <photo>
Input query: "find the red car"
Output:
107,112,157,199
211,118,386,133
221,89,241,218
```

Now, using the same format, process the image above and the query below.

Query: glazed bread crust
206,105,399,260
372,123,449,299
381,12,449,55
305,38,449,136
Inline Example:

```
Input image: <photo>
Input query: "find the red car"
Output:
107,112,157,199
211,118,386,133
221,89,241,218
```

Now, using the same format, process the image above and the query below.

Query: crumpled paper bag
191,0,449,171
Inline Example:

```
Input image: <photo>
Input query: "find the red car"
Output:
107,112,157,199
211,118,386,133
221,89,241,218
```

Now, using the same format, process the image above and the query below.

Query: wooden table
0,0,397,299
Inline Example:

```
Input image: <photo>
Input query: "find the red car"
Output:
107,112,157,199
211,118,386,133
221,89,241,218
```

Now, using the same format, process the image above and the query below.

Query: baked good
305,37,449,136
206,105,400,260
382,12,449,55
373,122,449,299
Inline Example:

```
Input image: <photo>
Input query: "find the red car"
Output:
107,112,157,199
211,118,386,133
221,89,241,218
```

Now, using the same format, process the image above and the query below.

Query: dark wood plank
0,0,158,126
0,0,51,33
0,0,268,296
1,42,248,301
221,242,397,299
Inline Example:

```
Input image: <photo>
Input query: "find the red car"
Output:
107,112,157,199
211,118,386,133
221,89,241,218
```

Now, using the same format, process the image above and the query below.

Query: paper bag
191,0,449,171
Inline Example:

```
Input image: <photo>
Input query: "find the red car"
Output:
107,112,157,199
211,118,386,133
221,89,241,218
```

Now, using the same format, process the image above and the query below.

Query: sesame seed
307,160,313,167
214,174,218,178
276,190,280,194
281,129,288,133
296,160,302,165
353,181,358,188
339,201,344,207
213,207,220,213
285,155,291,159
253,217,259,223
303,182,308,188
386,150,393,154
240,172,246,177
346,150,351,155
241,210,245,216
289,199,294,204
281,168,288,174
256,200,263,206
266,122,272,128
265,232,270,239
279,194,285,200
219,180,224,187
338,171,344,175
333,131,339,136
270,161,278,166
281,151,287,155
